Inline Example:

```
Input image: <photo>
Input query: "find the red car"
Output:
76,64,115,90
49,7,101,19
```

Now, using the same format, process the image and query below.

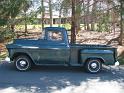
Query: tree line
0,0,124,45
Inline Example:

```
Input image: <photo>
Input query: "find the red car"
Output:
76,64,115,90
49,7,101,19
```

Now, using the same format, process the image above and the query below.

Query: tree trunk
119,0,124,45
107,0,110,33
24,11,27,37
71,0,76,44
86,0,90,31
11,24,15,32
41,0,45,30
49,0,53,27
91,0,97,31
82,1,86,30
75,0,81,33
58,10,61,27
10,16,15,32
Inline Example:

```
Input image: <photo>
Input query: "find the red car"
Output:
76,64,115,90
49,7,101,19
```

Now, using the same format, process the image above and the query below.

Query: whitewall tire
14,55,32,71
85,59,102,73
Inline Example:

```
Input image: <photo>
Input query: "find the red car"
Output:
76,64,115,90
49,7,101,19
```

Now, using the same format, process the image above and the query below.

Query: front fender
8,48,35,64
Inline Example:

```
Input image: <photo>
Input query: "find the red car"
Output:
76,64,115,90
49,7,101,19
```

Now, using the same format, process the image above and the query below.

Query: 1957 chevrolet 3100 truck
6,27,119,73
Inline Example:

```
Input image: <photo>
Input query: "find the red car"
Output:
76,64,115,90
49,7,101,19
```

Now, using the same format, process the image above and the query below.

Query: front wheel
85,59,102,73
14,55,32,71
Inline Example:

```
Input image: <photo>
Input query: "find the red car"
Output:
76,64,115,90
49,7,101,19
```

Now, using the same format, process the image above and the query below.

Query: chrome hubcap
91,63,97,68
20,61,27,67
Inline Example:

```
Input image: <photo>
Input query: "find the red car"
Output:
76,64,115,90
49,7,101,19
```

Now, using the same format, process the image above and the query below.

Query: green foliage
0,19,8,26
97,15,110,32
0,0,24,18
61,24,71,30
0,0,32,26
0,28,15,42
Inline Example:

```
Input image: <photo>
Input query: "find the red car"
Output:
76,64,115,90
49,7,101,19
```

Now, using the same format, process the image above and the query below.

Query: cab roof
44,27,66,32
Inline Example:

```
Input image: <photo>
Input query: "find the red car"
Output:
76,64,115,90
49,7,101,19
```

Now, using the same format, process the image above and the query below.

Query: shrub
0,28,15,43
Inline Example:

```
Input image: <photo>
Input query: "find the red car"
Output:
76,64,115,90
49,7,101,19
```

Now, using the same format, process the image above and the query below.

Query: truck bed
69,44,116,65
70,44,110,48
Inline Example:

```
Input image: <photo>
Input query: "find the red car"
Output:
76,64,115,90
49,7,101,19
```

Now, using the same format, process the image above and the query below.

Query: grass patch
15,24,72,31
15,23,100,31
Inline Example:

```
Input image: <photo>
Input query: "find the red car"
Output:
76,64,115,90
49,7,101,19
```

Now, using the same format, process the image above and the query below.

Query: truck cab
6,27,119,73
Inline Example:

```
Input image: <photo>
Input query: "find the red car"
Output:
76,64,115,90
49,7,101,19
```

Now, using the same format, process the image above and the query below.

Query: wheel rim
91,63,97,68
16,58,29,71
88,60,101,73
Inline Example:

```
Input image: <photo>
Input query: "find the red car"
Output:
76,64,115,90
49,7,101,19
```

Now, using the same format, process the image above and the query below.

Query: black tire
85,59,102,73
14,55,32,71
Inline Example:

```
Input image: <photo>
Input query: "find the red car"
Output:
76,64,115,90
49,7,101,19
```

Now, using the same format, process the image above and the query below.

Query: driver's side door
38,31,70,65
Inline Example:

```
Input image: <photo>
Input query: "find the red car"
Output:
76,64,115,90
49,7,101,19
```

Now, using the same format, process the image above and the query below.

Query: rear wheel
14,55,32,71
85,59,102,73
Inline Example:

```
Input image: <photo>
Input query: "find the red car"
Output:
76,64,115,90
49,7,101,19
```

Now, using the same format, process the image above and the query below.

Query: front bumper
5,57,11,63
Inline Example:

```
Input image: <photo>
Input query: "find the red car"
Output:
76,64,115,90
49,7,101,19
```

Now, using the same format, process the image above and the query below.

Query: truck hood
6,39,66,49
6,39,44,49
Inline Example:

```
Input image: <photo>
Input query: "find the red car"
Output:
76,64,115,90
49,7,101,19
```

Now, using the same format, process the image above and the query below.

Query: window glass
48,31,63,41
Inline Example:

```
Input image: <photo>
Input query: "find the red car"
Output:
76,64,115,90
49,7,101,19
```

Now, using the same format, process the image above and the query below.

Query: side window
48,31,63,41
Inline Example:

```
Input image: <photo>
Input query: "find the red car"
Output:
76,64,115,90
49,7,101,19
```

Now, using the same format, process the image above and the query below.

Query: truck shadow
0,62,124,93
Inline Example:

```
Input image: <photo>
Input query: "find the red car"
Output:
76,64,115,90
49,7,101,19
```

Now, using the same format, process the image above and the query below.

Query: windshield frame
41,29,45,39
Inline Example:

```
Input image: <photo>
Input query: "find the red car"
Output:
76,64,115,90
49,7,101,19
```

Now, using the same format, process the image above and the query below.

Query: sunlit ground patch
52,79,124,93
0,79,124,93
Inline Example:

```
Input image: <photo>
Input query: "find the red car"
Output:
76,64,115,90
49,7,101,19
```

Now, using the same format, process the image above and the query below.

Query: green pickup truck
6,27,119,73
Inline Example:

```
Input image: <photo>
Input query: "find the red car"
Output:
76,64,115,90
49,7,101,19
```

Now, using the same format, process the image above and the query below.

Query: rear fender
80,49,115,65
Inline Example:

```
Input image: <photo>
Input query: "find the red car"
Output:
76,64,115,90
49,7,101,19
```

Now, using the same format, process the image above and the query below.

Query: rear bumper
114,61,119,66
